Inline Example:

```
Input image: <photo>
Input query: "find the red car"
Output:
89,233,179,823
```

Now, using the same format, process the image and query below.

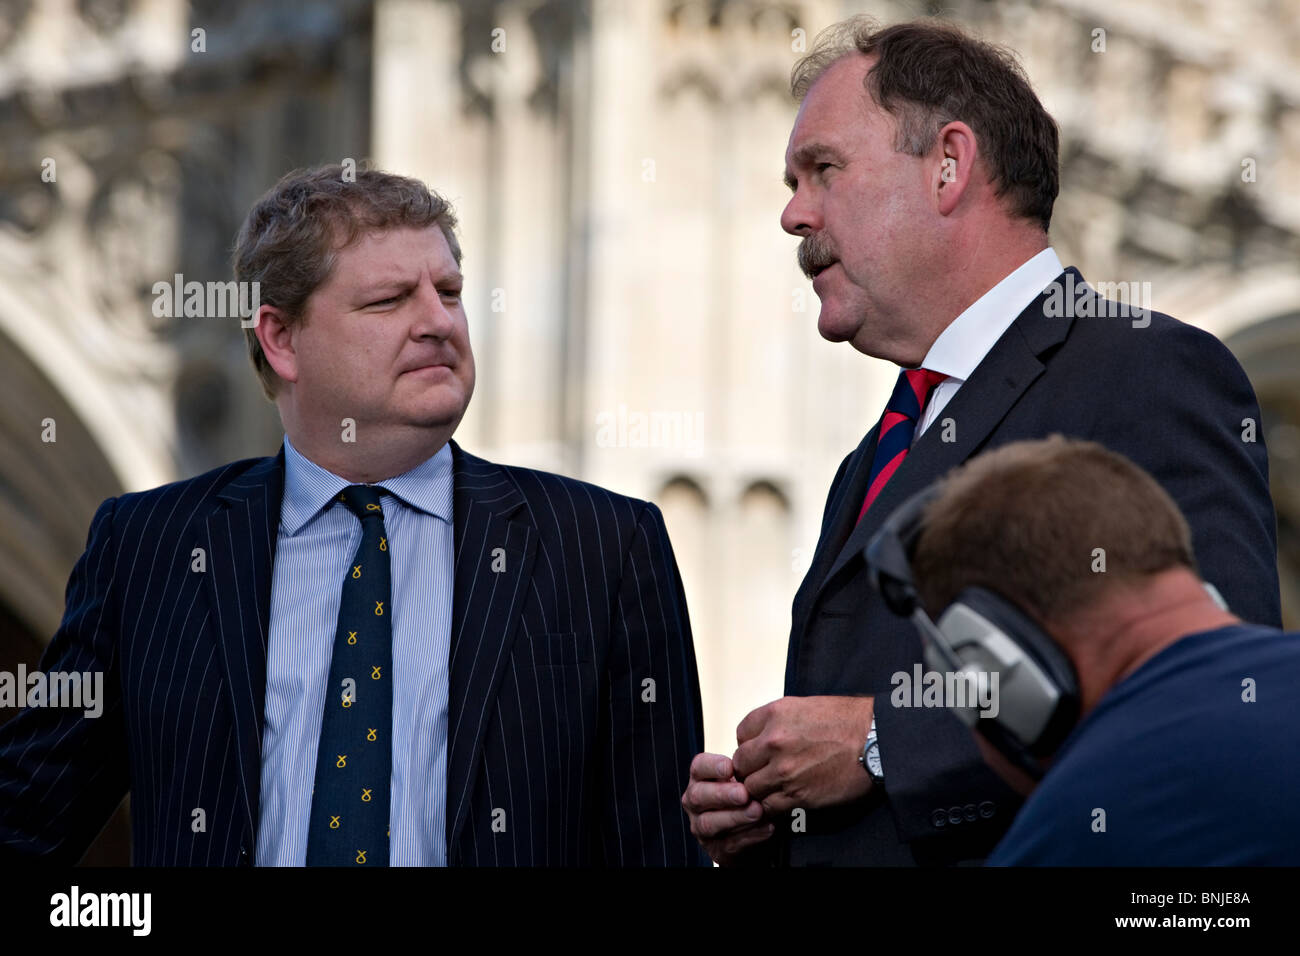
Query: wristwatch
860,716,884,784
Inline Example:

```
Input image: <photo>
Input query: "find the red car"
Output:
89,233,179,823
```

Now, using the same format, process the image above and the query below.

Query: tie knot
337,484,387,521
889,367,948,420
905,367,948,395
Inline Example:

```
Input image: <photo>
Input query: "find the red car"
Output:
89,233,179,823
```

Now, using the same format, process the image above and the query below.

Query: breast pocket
516,631,598,737
524,631,592,668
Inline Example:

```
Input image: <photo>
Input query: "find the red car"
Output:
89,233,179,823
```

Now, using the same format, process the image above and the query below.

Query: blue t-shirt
987,623,1300,865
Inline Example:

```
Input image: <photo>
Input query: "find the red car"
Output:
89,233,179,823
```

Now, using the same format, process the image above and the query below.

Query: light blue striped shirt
255,436,453,866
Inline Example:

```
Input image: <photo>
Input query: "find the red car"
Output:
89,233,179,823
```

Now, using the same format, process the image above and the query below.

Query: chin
817,309,860,344
389,371,473,431
409,401,463,428
412,390,470,426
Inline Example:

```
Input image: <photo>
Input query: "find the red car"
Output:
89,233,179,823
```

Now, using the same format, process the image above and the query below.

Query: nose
410,279,456,339
780,188,820,237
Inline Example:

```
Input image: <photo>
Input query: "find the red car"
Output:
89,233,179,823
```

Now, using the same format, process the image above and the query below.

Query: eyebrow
783,142,848,190
359,271,464,293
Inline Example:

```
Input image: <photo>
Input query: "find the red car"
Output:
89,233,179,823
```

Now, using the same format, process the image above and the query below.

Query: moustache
797,232,838,279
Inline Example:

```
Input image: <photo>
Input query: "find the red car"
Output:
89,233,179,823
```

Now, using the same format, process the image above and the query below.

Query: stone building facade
1,0,1296,863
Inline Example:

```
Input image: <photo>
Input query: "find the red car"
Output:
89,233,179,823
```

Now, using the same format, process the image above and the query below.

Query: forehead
785,53,885,160
332,225,458,277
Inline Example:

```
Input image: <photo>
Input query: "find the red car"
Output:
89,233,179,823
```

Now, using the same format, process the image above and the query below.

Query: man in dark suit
682,16,1280,866
0,164,708,866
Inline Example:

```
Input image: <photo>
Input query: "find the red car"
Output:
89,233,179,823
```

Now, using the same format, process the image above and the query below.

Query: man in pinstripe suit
0,165,708,866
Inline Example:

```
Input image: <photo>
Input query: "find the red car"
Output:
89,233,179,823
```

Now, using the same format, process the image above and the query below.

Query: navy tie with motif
305,484,393,866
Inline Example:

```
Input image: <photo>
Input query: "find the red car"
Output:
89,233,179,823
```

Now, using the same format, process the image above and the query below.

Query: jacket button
930,809,947,828
979,800,996,819
948,806,964,826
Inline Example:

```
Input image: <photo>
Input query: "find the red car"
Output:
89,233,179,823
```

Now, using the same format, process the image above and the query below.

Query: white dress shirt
913,247,1064,440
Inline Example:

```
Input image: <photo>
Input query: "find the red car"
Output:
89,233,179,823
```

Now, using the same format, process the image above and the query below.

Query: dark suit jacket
776,267,1281,866
0,441,709,866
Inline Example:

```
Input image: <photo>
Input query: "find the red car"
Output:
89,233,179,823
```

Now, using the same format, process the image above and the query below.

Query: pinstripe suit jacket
0,441,709,866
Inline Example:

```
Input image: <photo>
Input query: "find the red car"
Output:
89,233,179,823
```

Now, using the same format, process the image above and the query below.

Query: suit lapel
199,440,541,858
805,270,1080,628
785,424,881,688
202,447,285,842
444,441,538,855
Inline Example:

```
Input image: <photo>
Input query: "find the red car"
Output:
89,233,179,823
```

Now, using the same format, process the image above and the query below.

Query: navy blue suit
0,442,708,866
776,268,1281,866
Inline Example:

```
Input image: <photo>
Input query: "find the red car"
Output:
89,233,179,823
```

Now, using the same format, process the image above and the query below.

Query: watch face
866,741,882,777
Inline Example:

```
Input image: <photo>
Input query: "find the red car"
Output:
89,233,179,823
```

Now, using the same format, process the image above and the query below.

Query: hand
731,695,875,816
681,753,775,865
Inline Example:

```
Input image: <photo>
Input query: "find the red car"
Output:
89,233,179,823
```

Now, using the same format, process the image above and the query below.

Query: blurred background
1,0,1297,864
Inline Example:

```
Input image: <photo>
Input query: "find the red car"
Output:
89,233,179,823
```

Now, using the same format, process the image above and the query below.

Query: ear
253,303,300,387
932,120,979,217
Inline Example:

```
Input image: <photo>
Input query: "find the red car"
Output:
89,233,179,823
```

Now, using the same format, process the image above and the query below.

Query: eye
439,288,462,302
367,296,399,307
816,162,834,174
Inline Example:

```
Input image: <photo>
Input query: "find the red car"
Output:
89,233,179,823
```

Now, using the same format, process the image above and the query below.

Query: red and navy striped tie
857,368,949,523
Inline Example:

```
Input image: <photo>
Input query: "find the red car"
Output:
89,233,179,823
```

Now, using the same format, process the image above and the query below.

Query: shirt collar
918,247,1064,382
279,435,454,536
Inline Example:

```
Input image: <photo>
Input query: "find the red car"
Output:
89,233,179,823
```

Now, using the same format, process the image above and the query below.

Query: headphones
864,482,1230,781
